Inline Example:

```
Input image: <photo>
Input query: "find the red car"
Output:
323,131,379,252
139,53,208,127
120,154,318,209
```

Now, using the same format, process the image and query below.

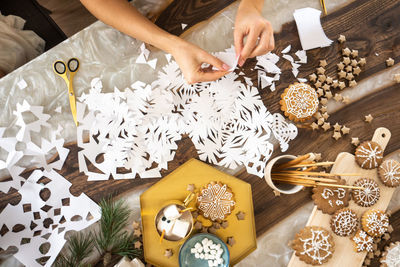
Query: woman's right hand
170,39,231,84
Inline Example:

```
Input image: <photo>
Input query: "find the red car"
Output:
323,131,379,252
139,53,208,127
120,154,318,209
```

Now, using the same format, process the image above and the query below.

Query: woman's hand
170,39,230,84
234,1,275,66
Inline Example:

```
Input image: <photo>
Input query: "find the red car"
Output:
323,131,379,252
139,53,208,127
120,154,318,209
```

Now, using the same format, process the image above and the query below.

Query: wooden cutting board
288,127,395,267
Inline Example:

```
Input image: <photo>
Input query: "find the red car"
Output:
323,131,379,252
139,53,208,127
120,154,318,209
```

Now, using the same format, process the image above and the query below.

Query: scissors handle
67,58,80,73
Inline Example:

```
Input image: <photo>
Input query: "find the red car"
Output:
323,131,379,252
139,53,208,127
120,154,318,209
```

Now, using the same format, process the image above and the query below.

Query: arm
234,0,275,66
80,0,230,84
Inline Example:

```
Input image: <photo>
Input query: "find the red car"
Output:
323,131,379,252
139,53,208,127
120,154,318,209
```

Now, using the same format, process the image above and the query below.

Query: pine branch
54,232,94,267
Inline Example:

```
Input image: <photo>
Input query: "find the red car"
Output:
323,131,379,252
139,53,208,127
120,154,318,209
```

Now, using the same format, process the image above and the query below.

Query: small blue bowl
179,233,230,267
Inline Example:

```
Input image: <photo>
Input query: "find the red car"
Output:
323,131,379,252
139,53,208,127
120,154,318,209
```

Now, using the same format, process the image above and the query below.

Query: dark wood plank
155,0,235,36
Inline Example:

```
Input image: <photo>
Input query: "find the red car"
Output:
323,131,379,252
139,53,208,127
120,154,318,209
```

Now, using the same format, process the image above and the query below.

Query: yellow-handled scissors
53,58,80,126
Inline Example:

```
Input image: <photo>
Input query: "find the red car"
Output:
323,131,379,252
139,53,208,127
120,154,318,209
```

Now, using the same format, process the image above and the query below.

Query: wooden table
0,0,399,266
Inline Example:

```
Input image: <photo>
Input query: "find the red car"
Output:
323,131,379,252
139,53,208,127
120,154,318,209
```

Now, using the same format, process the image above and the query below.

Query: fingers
201,52,230,72
240,28,261,65
249,29,275,58
234,28,244,58
194,70,229,84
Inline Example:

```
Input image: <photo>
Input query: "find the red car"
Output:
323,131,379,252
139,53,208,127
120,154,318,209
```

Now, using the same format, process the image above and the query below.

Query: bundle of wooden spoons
271,153,364,190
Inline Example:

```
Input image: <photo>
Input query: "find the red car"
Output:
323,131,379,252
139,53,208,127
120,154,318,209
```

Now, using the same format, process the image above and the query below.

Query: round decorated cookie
280,82,319,122
355,141,384,169
330,208,358,237
312,178,350,214
352,229,374,253
361,209,389,237
352,178,380,207
196,181,235,221
291,226,335,265
379,159,400,187
381,241,400,267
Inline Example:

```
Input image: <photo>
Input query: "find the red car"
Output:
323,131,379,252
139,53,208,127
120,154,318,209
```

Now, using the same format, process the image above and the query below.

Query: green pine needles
55,196,142,267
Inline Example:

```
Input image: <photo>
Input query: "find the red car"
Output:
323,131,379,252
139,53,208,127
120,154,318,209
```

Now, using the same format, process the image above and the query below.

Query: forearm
80,0,181,53
239,0,264,13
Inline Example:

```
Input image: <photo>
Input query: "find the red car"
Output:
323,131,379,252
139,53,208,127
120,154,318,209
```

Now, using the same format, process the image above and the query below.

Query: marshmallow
163,205,181,220
171,219,190,239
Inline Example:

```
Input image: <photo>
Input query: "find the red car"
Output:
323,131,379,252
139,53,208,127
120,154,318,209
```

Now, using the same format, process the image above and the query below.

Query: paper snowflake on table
77,48,298,180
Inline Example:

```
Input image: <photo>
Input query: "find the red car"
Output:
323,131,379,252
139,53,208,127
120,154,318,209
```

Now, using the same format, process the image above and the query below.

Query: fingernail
222,64,230,71
239,58,245,67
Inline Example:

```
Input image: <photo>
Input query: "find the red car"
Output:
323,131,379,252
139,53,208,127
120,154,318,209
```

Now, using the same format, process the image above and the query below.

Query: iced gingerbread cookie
352,230,374,253
291,226,335,265
352,178,380,207
280,82,319,122
312,178,350,214
379,159,400,188
355,141,384,169
361,209,389,237
330,208,358,237
197,182,235,221
380,241,400,267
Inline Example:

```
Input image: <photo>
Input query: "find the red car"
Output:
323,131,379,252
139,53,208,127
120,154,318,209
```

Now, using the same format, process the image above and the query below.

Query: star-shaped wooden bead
314,112,322,119
319,59,328,67
351,59,358,67
333,131,342,140
353,67,361,76
322,83,330,91
341,125,350,135
164,249,173,258
333,123,342,131
342,48,351,57
342,96,350,104
332,80,339,88
236,211,246,220
187,184,195,192
349,80,357,87
320,97,328,105
132,221,140,229
339,81,346,90
314,81,322,88
318,117,325,125
394,73,400,83
351,50,359,58
326,76,333,84
337,62,345,70
351,137,360,146
322,122,331,131
338,34,346,43
134,241,142,249
338,70,347,79
346,73,354,81
334,93,343,102
320,106,328,113
386,57,395,67
221,220,229,229
227,236,236,247
318,74,326,83
311,122,319,130
313,153,322,161
133,229,142,237
365,114,374,123
309,73,317,82
343,57,351,65
322,112,330,120
325,91,332,99
194,221,203,230
273,190,281,196
345,65,353,72
358,57,366,66
317,88,324,97
317,67,326,74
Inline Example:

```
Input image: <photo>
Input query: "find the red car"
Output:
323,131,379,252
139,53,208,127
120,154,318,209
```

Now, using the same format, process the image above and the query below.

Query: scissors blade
68,82,78,126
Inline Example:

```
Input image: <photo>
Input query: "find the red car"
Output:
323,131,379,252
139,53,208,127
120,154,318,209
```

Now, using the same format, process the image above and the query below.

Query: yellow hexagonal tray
140,158,256,266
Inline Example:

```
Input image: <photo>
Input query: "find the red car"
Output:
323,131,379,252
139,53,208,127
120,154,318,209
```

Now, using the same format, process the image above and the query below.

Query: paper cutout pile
0,101,100,267
77,46,298,180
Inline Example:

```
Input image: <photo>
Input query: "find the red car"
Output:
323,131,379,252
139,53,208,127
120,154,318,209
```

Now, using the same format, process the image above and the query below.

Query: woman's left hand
234,2,275,66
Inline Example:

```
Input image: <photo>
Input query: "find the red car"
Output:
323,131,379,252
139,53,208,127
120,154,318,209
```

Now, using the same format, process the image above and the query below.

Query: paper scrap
297,78,308,82
282,54,294,62
295,50,307,63
54,106,62,113
181,23,188,30
140,43,150,60
293,7,333,50
17,79,27,90
281,45,291,54
213,45,239,71
147,58,157,70
165,54,172,62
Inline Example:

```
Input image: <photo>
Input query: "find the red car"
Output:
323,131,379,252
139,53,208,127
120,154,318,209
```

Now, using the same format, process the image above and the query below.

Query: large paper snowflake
197,183,235,221
77,47,298,180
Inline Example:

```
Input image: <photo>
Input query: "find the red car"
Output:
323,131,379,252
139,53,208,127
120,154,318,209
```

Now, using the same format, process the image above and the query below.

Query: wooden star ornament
365,114,374,123
351,137,360,146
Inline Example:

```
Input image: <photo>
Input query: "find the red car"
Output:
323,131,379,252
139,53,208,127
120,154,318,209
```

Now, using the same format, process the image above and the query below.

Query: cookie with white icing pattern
352,178,380,207
330,208,358,237
291,226,335,265
380,241,400,267
312,178,350,214
355,141,383,169
361,209,389,237
352,229,374,253
379,159,400,188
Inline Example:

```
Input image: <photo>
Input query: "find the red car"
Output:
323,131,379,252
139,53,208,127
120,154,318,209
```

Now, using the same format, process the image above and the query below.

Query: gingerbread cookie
280,82,319,122
380,241,400,267
352,230,374,253
355,141,384,169
312,178,350,214
379,159,400,187
361,209,389,237
196,182,235,221
330,208,358,237
291,226,335,265
352,178,380,207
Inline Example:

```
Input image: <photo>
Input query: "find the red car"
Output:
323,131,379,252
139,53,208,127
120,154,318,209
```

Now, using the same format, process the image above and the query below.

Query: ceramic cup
264,154,304,194
154,200,194,242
